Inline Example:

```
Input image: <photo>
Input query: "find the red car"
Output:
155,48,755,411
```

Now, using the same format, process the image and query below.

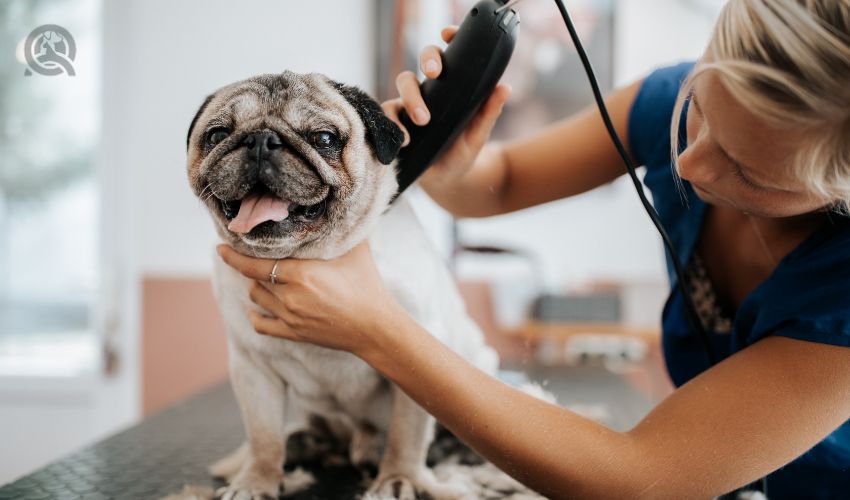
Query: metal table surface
0,364,656,499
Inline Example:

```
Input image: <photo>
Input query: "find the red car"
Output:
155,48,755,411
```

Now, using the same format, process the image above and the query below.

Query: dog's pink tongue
227,193,292,234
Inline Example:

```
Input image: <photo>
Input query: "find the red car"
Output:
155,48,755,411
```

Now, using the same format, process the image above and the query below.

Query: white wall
615,0,722,85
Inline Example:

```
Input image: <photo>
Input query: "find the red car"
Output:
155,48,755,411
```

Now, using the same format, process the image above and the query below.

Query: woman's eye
731,163,762,190
310,131,338,150
207,128,230,146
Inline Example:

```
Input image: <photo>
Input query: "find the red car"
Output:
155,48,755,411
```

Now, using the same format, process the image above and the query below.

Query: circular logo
24,24,76,77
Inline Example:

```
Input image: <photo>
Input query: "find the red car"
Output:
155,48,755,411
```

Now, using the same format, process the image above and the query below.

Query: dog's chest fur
212,258,387,410
210,197,491,423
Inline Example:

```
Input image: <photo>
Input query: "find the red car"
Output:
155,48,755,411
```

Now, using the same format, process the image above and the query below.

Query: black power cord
551,0,715,365
551,0,767,495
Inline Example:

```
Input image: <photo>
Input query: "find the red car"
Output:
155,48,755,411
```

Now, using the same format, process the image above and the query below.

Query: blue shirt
628,62,850,498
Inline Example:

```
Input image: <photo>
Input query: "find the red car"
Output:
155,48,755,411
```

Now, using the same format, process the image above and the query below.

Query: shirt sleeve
741,223,850,348
627,61,695,168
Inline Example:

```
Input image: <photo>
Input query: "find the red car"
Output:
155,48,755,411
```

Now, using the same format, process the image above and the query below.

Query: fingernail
424,59,438,74
414,107,429,124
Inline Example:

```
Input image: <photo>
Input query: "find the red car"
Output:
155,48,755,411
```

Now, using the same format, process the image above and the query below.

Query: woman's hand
217,241,403,359
381,25,512,189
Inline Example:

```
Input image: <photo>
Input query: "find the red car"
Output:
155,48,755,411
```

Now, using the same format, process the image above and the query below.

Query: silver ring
269,259,280,285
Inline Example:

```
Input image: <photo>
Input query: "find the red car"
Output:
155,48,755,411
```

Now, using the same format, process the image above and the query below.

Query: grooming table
0,364,658,499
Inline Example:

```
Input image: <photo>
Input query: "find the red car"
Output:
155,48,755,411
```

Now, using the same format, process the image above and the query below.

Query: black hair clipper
391,0,520,202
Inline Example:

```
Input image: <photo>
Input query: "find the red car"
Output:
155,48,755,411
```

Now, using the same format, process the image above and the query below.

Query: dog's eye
207,127,231,146
310,131,339,150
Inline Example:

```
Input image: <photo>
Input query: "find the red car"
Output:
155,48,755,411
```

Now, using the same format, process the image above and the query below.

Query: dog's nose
242,131,284,155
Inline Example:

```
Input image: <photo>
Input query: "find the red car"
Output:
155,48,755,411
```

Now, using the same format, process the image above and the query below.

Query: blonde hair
670,0,850,213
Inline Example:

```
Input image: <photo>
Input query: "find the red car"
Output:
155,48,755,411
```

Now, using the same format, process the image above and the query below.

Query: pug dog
186,72,499,500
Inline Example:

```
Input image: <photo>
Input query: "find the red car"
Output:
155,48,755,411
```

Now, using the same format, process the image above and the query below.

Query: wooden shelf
504,321,660,343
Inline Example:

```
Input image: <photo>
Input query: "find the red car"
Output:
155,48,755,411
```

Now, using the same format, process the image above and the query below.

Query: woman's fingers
395,70,430,126
248,281,284,317
217,245,296,284
248,310,294,340
464,83,512,150
388,25,462,133
419,45,443,79
218,245,275,281
441,25,458,43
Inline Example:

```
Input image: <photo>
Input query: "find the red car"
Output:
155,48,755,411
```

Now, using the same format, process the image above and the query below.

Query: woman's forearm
417,143,512,218
363,308,646,499
419,81,644,219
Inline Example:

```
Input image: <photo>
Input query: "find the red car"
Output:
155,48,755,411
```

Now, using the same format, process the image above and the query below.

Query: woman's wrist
357,303,420,375
417,167,457,200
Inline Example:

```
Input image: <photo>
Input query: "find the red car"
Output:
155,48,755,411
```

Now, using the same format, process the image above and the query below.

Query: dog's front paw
366,475,418,500
214,484,278,500
209,442,249,483
366,471,470,500
214,468,281,500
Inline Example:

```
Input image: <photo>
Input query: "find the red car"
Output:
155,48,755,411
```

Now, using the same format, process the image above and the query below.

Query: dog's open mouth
219,185,328,235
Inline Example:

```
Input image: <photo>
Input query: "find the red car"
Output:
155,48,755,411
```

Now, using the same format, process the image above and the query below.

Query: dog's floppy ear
329,81,404,165
186,94,215,151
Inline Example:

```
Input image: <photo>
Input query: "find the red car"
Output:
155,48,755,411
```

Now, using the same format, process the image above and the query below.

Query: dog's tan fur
187,72,498,499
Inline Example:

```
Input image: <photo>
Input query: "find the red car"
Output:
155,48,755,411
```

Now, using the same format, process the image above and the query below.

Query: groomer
217,0,850,497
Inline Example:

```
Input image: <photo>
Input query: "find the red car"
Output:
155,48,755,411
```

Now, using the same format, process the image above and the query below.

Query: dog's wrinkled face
186,72,403,259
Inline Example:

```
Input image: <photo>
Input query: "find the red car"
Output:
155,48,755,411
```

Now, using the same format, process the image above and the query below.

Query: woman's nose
676,142,721,185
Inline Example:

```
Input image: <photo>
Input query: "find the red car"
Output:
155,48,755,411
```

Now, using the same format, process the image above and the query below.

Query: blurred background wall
0,0,724,484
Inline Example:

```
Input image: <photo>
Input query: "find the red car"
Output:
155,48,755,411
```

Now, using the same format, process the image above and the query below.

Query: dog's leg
215,355,286,500
350,420,385,477
368,387,470,500
209,441,248,482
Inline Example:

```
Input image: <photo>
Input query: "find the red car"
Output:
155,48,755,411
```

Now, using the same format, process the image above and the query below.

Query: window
0,0,100,377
